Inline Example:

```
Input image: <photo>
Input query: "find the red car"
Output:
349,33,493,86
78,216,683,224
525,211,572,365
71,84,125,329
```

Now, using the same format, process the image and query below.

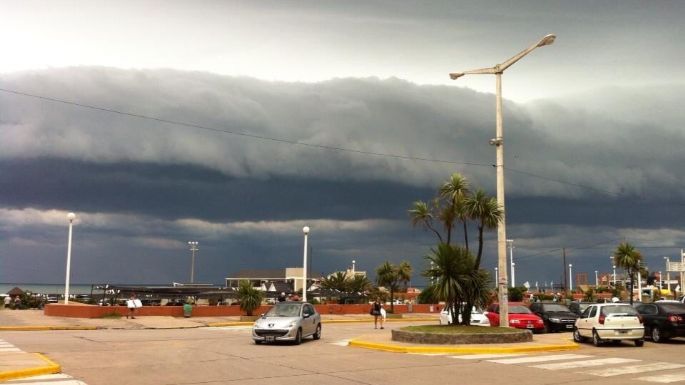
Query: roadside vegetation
403,325,520,334
409,172,502,326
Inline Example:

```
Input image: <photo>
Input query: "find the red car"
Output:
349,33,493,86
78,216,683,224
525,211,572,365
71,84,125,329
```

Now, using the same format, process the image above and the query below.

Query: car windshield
510,306,532,314
660,303,685,313
542,304,570,312
265,304,302,317
601,305,638,316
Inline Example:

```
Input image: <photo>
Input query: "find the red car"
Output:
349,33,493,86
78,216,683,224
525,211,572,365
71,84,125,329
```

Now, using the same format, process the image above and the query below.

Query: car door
302,304,316,335
577,305,594,336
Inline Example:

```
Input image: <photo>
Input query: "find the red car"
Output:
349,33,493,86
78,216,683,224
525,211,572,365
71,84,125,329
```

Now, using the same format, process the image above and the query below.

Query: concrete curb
348,338,580,354
0,325,98,331
0,353,61,382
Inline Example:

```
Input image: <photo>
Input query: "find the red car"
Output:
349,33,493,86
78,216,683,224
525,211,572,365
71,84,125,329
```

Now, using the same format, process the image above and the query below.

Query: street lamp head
303,226,310,235
569,264,573,268
536,34,556,47
67,212,76,222
449,72,464,80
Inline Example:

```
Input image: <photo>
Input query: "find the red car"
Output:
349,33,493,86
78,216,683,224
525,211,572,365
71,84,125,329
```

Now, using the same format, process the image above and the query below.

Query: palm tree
464,189,503,269
375,261,413,313
348,275,373,295
439,173,470,248
237,280,264,316
321,271,349,292
409,200,444,243
425,243,490,325
613,242,643,305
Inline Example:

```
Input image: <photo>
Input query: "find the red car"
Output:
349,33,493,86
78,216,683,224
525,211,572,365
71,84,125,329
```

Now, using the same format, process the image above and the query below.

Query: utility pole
562,248,567,293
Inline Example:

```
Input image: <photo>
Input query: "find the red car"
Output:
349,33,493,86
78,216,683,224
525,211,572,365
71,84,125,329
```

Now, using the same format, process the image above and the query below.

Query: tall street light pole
507,239,515,288
302,226,310,302
450,34,556,327
64,212,76,305
188,241,199,283
595,270,599,287
664,257,671,293
569,264,573,292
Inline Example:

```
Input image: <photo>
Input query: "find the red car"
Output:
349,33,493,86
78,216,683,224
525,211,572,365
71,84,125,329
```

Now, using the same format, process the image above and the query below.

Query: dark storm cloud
1,67,684,286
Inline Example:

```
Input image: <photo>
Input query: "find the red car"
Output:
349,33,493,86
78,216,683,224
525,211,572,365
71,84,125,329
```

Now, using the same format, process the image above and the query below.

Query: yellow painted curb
0,325,97,331
0,353,61,381
207,322,252,327
348,338,579,354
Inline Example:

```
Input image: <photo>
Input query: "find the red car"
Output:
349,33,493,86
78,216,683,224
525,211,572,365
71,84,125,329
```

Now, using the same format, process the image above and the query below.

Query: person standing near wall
371,299,384,329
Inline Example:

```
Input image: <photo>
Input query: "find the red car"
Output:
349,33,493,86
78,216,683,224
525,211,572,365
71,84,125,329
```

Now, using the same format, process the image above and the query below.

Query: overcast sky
1,1,684,289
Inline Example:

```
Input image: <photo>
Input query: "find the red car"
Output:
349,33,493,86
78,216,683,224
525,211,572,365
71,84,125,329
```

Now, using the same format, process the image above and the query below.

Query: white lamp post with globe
302,226,310,302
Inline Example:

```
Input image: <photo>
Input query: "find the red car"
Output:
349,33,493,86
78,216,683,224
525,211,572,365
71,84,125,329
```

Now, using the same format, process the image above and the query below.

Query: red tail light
668,314,683,323
598,314,605,325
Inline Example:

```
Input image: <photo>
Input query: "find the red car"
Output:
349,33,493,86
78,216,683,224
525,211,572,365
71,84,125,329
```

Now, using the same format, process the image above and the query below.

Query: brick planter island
391,328,532,344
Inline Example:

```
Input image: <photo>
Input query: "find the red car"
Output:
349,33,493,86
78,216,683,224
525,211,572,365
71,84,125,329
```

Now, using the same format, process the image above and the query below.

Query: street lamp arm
449,67,497,79
499,34,556,72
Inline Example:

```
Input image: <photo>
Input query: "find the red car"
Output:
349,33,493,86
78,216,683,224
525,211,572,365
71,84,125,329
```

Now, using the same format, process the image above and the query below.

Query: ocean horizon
0,283,184,295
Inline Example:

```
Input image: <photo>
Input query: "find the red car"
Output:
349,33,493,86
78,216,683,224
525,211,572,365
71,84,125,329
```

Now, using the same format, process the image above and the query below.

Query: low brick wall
391,329,532,344
44,303,440,318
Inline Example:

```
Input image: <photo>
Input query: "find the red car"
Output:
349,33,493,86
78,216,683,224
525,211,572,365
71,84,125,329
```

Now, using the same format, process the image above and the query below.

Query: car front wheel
313,324,322,340
592,330,602,347
573,328,585,343
294,328,302,345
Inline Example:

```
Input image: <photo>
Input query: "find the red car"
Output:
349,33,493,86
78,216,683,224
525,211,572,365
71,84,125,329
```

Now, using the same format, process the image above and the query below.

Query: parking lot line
581,362,685,377
488,353,590,364
531,357,640,370
636,373,685,383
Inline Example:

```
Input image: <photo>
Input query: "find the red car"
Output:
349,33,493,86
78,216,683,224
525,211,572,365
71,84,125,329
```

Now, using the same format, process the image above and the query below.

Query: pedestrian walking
126,293,139,319
371,299,384,329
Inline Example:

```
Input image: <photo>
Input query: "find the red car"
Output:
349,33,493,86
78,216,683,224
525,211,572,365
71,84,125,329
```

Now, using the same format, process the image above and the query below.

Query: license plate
617,330,628,334
566,325,573,328
266,336,275,342
527,324,534,329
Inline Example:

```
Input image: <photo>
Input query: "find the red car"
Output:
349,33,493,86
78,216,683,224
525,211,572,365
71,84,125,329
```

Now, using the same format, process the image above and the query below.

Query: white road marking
582,362,685,377
0,347,21,352
330,339,350,346
5,373,88,384
532,357,640,370
637,373,685,383
451,353,526,360
488,353,591,364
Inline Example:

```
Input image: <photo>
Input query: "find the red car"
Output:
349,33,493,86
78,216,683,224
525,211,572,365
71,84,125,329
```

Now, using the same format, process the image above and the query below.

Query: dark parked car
529,302,578,332
635,302,685,342
569,301,593,316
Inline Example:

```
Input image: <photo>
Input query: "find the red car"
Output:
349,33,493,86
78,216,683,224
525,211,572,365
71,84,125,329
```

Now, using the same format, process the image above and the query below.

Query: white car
439,306,490,326
573,303,644,346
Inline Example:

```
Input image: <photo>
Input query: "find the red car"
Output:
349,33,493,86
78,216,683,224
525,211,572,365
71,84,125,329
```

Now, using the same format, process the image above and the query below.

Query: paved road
3,323,685,385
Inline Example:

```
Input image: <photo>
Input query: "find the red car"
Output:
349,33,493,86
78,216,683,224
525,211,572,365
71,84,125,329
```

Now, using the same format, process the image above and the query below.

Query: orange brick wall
45,303,442,318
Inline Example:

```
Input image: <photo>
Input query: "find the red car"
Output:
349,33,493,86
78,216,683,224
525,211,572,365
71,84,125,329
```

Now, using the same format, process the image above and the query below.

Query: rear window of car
659,303,685,313
510,306,532,314
601,305,638,316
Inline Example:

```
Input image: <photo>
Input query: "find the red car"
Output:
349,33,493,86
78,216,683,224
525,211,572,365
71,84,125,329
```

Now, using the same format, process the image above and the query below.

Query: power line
0,86,625,197
0,87,491,168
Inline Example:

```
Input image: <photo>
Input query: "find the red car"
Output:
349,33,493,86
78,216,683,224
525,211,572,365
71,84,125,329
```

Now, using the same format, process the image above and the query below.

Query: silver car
252,302,322,345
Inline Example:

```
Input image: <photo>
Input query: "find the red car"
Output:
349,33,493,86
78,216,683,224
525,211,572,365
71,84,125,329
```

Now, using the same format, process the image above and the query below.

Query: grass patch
402,325,521,334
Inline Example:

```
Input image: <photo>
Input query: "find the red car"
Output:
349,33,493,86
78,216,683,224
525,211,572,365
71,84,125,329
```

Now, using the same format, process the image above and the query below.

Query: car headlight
549,317,560,322
288,321,297,328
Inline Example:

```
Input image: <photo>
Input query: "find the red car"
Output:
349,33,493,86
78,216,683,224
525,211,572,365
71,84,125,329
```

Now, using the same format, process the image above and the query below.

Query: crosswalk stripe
488,354,590,364
0,347,21,352
582,362,685,377
451,353,526,360
637,373,685,383
532,357,640,370
5,373,87,384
